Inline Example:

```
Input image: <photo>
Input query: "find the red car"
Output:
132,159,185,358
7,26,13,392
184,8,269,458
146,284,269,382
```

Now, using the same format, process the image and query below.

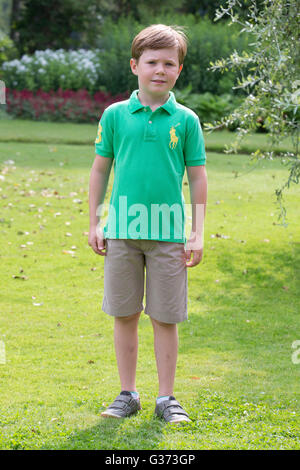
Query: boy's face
130,48,183,99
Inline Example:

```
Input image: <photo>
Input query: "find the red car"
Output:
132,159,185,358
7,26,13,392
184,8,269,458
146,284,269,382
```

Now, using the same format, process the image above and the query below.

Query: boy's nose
155,63,165,74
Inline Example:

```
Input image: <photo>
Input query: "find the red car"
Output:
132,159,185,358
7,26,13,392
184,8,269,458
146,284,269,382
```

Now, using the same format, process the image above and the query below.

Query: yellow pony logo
95,123,102,143
169,124,180,149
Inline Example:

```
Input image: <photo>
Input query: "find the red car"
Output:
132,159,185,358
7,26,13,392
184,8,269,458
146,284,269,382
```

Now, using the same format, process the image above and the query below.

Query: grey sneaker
101,391,141,418
155,396,191,423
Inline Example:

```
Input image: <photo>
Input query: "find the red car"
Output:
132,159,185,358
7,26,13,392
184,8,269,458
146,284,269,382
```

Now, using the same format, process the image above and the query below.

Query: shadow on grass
41,414,165,450
180,243,300,395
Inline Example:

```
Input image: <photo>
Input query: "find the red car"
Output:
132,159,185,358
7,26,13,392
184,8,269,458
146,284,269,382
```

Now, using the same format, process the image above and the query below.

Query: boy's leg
114,311,141,392
150,318,178,397
101,310,141,418
144,241,190,422
151,317,191,423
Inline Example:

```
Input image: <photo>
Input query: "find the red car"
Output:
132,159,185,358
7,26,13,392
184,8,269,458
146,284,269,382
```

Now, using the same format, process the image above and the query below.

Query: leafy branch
205,0,300,226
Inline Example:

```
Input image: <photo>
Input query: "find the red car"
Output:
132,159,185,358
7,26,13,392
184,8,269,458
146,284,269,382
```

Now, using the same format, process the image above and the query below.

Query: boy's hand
88,226,106,256
185,233,203,267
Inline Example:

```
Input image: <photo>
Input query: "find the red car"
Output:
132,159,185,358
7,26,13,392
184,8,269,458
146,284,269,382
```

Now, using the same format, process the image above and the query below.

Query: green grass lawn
0,119,299,450
0,117,293,154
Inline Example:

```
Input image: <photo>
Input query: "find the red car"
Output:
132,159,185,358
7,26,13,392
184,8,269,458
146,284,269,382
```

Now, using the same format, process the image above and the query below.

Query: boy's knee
151,317,176,328
115,311,141,323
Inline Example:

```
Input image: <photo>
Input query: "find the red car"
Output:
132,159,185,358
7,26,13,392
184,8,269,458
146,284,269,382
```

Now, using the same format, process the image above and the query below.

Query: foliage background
0,0,299,451
0,1,254,127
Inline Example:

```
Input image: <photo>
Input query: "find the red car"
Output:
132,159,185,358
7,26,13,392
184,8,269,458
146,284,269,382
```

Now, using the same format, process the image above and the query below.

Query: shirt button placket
144,114,156,141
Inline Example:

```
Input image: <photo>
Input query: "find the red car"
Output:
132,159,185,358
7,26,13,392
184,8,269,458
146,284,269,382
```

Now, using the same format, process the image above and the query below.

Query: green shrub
95,13,251,95
174,84,243,129
94,15,141,95
0,32,18,70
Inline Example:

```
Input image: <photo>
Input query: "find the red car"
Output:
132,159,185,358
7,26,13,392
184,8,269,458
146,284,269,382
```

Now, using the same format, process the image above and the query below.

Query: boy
88,24,207,423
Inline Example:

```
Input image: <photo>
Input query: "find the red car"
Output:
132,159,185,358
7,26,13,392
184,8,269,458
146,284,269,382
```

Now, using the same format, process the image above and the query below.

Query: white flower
3,48,102,90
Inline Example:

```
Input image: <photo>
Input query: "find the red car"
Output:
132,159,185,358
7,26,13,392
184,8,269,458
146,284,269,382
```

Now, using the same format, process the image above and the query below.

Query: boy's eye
147,61,174,66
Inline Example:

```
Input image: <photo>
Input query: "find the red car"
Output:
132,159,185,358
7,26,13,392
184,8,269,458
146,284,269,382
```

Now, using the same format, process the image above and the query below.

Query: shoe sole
155,414,191,424
168,417,191,424
101,407,141,419
101,410,123,418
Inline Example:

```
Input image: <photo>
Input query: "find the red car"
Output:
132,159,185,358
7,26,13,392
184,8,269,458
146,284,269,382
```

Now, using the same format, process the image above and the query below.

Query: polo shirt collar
128,90,177,115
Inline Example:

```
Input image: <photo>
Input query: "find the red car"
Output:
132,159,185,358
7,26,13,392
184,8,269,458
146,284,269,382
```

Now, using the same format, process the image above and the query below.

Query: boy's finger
96,237,106,255
186,250,202,267
184,249,191,263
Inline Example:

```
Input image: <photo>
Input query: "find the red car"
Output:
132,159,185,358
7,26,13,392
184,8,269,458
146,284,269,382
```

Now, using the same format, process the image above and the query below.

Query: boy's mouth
151,79,166,84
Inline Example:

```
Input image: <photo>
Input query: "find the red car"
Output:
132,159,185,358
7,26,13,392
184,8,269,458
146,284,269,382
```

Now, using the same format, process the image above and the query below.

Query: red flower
5,88,129,122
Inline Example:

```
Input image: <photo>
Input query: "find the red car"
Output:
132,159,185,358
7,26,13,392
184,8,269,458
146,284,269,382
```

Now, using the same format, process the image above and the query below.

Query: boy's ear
130,58,138,76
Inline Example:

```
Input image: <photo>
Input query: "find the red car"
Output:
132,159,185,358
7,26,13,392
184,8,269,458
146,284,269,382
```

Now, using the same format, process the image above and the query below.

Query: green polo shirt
94,89,206,243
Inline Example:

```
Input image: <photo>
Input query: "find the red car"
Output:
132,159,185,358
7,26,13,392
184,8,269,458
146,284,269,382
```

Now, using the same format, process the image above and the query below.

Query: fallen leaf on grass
62,250,76,256
12,275,28,280
211,233,230,239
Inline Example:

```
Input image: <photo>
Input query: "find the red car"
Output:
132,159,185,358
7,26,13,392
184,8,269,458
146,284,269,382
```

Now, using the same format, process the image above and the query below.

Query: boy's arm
185,165,208,267
88,154,113,255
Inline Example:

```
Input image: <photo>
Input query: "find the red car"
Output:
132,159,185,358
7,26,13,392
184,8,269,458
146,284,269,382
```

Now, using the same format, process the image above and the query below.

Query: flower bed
1,49,102,92
5,88,129,122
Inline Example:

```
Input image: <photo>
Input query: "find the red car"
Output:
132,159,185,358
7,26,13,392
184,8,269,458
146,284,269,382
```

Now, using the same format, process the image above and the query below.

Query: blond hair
131,24,188,65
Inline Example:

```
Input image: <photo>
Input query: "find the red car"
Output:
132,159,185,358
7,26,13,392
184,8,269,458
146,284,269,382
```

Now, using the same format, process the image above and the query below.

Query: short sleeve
94,107,114,158
184,114,206,166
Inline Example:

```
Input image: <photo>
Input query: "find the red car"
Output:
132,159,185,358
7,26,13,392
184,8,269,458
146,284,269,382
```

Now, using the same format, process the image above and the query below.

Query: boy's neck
137,90,170,111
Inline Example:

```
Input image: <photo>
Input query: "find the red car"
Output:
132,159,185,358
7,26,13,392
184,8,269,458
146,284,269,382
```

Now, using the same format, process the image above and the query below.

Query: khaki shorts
102,239,188,324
